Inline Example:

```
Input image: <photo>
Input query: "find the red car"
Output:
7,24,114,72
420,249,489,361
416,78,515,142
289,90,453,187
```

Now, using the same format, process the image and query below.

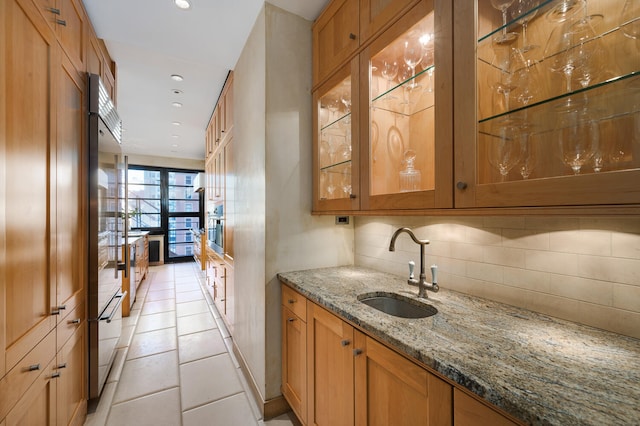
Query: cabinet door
282,306,307,424
1,0,58,378
57,0,85,70
313,0,359,85
313,59,360,212
223,265,234,332
56,326,86,426
222,77,233,135
56,51,85,326
354,332,452,426
453,389,518,426
455,0,640,208
359,0,420,42
223,138,234,261
307,302,354,426
360,0,453,210
214,264,226,316
4,358,57,426
86,32,103,76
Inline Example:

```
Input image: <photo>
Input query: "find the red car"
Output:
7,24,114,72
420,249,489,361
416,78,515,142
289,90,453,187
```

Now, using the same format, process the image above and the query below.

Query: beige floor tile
149,280,176,291
178,329,227,364
127,327,177,360
183,393,257,426
175,282,202,293
179,354,244,411
176,300,210,317
136,311,177,333
113,351,179,404
145,289,175,302
106,388,182,426
141,299,176,316
261,412,299,426
177,312,217,336
175,290,204,304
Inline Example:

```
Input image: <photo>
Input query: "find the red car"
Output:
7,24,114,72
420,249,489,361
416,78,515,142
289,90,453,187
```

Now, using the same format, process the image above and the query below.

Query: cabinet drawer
0,330,56,420
56,302,84,352
281,286,306,321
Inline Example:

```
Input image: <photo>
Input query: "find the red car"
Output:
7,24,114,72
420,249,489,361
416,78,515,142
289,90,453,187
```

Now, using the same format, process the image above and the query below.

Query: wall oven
207,204,223,255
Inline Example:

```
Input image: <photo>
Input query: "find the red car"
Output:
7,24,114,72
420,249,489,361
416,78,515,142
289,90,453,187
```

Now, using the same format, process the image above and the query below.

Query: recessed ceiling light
172,89,183,95
170,74,183,82
172,121,181,126
172,102,183,108
171,135,180,138
172,144,179,147
174,0,191,10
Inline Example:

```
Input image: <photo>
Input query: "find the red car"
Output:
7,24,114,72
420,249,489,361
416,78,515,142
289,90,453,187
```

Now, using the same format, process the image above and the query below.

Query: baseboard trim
231,341,291,420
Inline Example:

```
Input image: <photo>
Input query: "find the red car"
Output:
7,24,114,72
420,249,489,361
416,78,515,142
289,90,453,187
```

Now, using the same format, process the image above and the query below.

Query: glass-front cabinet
313,59,359,211
455,0,640,208
313,0,453,213
361,0,453,210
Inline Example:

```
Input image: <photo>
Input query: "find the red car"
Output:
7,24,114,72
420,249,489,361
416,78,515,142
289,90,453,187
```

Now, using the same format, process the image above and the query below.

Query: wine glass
491,0,519,44
340,167,352,196
398,63,416,106
510,0,540,53
546,0,585,23
620,0,640,40
487,122,523,181
518,127,538,179
420,34,435,94
403,34,424,89
381,59,399,99
556,106,597,174
490,44,527,112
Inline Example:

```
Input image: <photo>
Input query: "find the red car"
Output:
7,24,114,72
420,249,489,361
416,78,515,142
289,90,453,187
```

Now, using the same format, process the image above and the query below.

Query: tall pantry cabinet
1,0,113,423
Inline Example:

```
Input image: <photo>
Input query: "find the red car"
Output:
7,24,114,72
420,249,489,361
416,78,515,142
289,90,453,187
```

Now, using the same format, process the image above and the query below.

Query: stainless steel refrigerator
87,73,128,401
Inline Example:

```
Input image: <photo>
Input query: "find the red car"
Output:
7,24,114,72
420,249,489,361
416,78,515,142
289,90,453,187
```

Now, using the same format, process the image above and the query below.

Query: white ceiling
82,0,329,161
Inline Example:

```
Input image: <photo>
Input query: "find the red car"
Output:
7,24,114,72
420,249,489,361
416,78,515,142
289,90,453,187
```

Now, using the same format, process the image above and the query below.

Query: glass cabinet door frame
313,58,360,212
359,0,453,211
454,0,640,209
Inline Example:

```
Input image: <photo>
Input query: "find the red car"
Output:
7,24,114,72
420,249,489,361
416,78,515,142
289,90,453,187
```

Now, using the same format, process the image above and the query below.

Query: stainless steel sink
358,292,437,319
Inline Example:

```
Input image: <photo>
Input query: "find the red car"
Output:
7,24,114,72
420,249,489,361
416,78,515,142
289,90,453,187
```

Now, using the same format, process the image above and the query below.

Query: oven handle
99,291,127,323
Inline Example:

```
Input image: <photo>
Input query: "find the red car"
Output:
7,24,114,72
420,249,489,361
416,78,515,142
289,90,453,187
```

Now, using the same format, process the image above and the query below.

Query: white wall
355,215,640,339
233,2,354,405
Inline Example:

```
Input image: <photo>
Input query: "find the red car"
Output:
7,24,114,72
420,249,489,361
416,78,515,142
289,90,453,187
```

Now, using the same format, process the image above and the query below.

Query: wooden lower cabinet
281,285,522,426
4,357,57,426
56,326,86,426
354,333,452,426
453,389,518,426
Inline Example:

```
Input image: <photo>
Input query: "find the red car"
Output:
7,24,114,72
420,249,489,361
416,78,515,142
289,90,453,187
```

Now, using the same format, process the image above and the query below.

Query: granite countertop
277,266,640,426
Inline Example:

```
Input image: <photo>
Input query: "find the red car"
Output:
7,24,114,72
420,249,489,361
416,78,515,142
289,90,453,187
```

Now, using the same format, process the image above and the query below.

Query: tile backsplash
354,216,640,339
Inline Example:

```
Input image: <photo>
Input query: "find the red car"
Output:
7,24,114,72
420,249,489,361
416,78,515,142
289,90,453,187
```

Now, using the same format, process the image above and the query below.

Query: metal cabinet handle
456,181,468,190
99,291,126,323
349,32,356,40
56,19,67,26
287,318,295,323
58,363,67,369
46,7,61,14
51,309,61,316
353,349,363,356
51,372,61,379
58,305,66,310
288,299,295,304
28,364,41,371
69,318,81,325
341,339,351,347
350,194,357,199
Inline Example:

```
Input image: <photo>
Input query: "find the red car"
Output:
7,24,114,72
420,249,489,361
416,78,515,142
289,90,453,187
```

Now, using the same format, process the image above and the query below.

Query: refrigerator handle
114,154,119,279
124,155,129,279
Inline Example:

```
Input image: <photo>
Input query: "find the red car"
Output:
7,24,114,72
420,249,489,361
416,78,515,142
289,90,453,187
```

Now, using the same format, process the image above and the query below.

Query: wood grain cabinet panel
453,389,518,426
359,0,419,42
282,306,307,424
56,326,86,426
4,357,57,426
313,0,359,85
1,0,58,378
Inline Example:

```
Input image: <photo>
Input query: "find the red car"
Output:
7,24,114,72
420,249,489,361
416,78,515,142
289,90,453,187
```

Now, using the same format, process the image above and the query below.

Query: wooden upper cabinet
86,34,103,76
313,0,359,85
222,78,233,135
57,0,85,70
1,0,58,378
454,0,640,209
359,0,420,42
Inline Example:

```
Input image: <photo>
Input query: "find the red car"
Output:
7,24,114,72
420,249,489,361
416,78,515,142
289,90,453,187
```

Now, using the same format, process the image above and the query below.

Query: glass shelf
478,0,556,44
320,159,352,172
371,66,435,116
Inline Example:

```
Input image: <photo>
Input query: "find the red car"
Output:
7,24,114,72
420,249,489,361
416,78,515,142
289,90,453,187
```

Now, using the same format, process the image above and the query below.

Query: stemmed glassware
510,0,540,53
491,0,518,44
490,44,528,113
381,59,399,99
403,33,424,89
420,33,435,94
557,105,597,174
487,122,524,181
546,0,585,23
518,126,538,179
620,0,640,40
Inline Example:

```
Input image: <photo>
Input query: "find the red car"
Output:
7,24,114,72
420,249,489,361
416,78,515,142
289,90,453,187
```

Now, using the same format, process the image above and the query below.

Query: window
128,166,203,262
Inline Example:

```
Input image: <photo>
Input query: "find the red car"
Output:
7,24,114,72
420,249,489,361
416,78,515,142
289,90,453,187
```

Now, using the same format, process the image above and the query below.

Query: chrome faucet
389,227,439,298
